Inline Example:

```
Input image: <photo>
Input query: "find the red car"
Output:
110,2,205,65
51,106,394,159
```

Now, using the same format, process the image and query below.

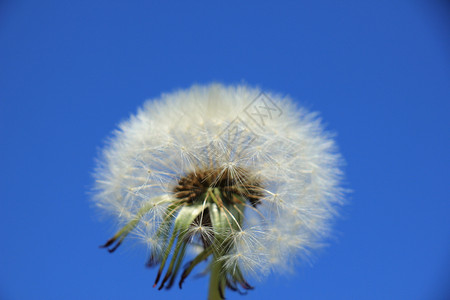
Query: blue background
1,1,449,299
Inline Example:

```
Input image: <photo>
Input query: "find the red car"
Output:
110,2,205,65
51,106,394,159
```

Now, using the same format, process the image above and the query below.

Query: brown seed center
173,167,264,207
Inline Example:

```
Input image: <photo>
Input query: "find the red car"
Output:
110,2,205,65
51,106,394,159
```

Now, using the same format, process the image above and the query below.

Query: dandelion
93,84,344,299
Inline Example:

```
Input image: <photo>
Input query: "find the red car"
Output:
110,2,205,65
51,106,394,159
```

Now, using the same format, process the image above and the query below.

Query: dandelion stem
208,256,225,300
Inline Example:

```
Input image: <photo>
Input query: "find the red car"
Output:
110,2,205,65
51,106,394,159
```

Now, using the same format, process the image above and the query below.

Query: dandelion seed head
93,83,344,293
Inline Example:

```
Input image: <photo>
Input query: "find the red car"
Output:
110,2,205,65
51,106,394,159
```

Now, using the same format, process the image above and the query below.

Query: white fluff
93,83,344,278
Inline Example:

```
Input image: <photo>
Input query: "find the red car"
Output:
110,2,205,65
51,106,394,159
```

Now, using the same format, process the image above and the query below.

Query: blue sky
1,1,449,299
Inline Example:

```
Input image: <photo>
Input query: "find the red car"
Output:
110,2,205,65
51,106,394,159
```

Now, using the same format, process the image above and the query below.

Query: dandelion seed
93,83,344,299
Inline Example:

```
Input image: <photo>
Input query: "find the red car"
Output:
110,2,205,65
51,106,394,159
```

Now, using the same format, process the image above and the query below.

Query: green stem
208,257,225,300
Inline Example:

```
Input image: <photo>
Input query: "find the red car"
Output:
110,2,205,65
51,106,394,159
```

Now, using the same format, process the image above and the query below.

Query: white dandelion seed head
93,83,344,284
